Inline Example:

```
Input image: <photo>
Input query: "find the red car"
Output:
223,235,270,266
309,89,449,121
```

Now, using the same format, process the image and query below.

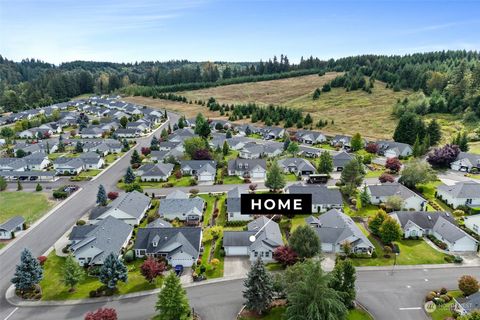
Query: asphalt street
0,113,179,320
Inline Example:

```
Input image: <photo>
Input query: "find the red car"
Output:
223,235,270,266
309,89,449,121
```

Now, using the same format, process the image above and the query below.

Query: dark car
29,176,38,181
174,265,184,277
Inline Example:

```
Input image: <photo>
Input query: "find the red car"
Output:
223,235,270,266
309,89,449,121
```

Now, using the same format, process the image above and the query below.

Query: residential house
169,128,196,143
89,191,151,226
223,216,284,263
278,158,316,176
79,152,104,170
286,184,343,213
115,128,141,138
136,163,174,182
80,127,103,139
159,190,205,224
236,124,260,136
437,181,480,209
295,130,327,144
465,214,480,236
376,140,413,159
298,145,322,158
146,218,172,228
134,227,202,267
0,216,25,240
69,216,133,266
0,158,26,172
450,152,480,173
23,152,50,170
53,157,85,175
454,292,480,315
390,211,478,252
367,182,427,211
226,186,251,221
331,135,352,148
239,143,265,159
332,152,354,171
306,209,374,254
227,159,267,181
261,126,285,140
150,150,169,162
180,160,217,182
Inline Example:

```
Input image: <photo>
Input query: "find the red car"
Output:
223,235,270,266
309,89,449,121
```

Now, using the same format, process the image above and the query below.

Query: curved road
0,112,179,320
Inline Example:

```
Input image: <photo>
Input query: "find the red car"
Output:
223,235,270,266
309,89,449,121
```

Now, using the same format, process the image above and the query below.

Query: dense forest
0,54,323,112
1,51,479,120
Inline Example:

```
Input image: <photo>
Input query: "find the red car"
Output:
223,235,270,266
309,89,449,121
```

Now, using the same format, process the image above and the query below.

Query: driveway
224,257,250,277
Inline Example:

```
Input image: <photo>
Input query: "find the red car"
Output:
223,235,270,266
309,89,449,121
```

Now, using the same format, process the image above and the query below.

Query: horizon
1,0,480,65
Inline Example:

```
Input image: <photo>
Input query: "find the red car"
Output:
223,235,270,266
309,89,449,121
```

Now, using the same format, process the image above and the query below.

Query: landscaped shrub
76,220,86,226
425,293,436,301
440,287,448,294
124,250,134,262
37,256,47,265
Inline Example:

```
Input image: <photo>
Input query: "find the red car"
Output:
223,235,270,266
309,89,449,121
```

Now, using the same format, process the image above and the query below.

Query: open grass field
179,72,340,105
123,96,223,119
0,192,54,225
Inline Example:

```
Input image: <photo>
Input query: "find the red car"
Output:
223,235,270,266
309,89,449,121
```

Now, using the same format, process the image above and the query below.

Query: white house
0,216,25,240
437,181,480,209
450,152,480,173
227,159,267,181
226,186,251,221
367,182,427,211
464,214,480,236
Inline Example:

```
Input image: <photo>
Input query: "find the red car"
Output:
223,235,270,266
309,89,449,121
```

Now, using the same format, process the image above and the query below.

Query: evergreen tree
0,176,7,191
225,129,232,139
340,158,365,196
155,272,190,320
120,116,128,128
96,184,107,206
62,255,84,291
359,185,370,205
265,162,286,192
98,253,128,290
422,134,431,154
459,132,469,152
243,258,274,315
427,119,442,146
350,133,363,151
289,225,321,259
318,151,333,174
412,135,422,157
304,113,313,125
287,141,299,156
222,141,230,156
161,128,168,140
11,249,43,292
124,166,136,184
122,139,129,151
283,134,290,151
35,183,43,192
75,141,83,153
312,88,321,100
130,150,141,166
285,260,347,320
150,136,159,151
329,259,357,308
57,134,65,152
17,180,22,191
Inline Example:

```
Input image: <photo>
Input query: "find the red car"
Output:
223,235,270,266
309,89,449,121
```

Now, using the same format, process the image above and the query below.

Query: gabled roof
454,152,480,166
181,160,217,172
332,151,354,167
140,163,174,177
432,217,477,244
456,292,480,313
134,227,202,257
307,209,374,248
228,159,267,171
223,216,283,248
278,158,316,172
159,197,205,217
226,186,248,213
390,211,456,230
0,216,25,232
146,218,172,228
101,191,151,220
70,216,133,265
287,184,342,206
437,181,480,199
368,182,425,201
376,140,412,153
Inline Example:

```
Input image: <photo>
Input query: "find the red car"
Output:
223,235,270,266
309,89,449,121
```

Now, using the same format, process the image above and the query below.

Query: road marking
4,307,18,320
399,307,422,310
406,285,411,288
425,278,429,282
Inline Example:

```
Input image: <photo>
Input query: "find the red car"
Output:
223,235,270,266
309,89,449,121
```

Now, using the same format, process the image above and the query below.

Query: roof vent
427,216,432,221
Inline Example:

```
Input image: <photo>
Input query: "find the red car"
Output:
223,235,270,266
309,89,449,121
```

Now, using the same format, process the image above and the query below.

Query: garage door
321,243,333,253
225,246,249,256
252,171,264,179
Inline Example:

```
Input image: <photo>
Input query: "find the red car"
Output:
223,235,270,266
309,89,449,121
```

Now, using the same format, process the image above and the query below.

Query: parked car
175,265,184,277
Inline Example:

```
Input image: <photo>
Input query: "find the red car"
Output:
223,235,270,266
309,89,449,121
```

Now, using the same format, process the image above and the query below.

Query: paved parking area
224,256,250,277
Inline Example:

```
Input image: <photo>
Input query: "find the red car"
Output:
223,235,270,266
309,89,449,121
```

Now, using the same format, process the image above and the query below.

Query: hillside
178,73,339,105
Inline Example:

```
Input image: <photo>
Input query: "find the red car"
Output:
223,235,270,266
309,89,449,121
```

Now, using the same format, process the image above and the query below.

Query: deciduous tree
289,225,321,259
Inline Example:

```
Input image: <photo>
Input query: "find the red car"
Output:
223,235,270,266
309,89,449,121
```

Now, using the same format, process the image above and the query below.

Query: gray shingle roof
390,211,456,230
134,227,201,257
102,191,151,220
456,292,480,313
368,182,424,201
333,151,354,167
70,216,133,265
159,197,205,217
227,159,267,171
278,158,316,172
437,181,480,198
433,217,477,243
223,216,283,248
226,186,248,213
287,184,342,206
0,216,25,232
146,218,172,228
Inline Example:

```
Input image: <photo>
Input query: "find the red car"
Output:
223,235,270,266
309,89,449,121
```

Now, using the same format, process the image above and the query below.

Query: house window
474,224,479,232
411,230,417,237
466,199,473,205
265,252,270,258
254,252,258,257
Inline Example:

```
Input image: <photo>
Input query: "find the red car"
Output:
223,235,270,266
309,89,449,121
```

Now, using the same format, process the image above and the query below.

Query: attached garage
224,246,249,256
321,243,334,253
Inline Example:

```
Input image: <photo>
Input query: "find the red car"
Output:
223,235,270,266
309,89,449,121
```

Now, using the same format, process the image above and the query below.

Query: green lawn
364,169,384,178
216,195,227,226
469,141,480,155
352,223,450,267
283,173,299,182
429,290,462,320
0,192,54,225
224,150,239,161
78,169,101,178
198,194,216,226
105,153,124,164
290,214,310,231
222,175,245,184
0,243,6,250
239,307,372,320
344,203,380,218
118,175,192,190
40,252,163,300
417,181,452,212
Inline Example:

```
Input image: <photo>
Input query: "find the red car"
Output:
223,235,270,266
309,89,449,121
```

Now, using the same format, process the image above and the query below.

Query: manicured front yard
429,290,462,320
352,223,450,267
239,307,372,320
105,152,125,164
40,252,163,300
283,173,299,182
364,169,384,178
0,192,54,225
198,194,217,226
78,169,101,178
418,181,452,212
344,203,380,218
222,175,245,184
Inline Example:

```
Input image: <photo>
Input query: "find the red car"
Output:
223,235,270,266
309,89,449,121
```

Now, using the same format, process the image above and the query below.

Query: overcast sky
1,0,479,64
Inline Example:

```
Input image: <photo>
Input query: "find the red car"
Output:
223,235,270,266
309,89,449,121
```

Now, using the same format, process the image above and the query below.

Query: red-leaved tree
385,157,402,173
193,149,212,160
427,144,460,168
273,246,298,267
379,173,395,183
365,143,379,154
107,192,119,200
84,308,117,320
141,147,151,156
140,257,165,283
